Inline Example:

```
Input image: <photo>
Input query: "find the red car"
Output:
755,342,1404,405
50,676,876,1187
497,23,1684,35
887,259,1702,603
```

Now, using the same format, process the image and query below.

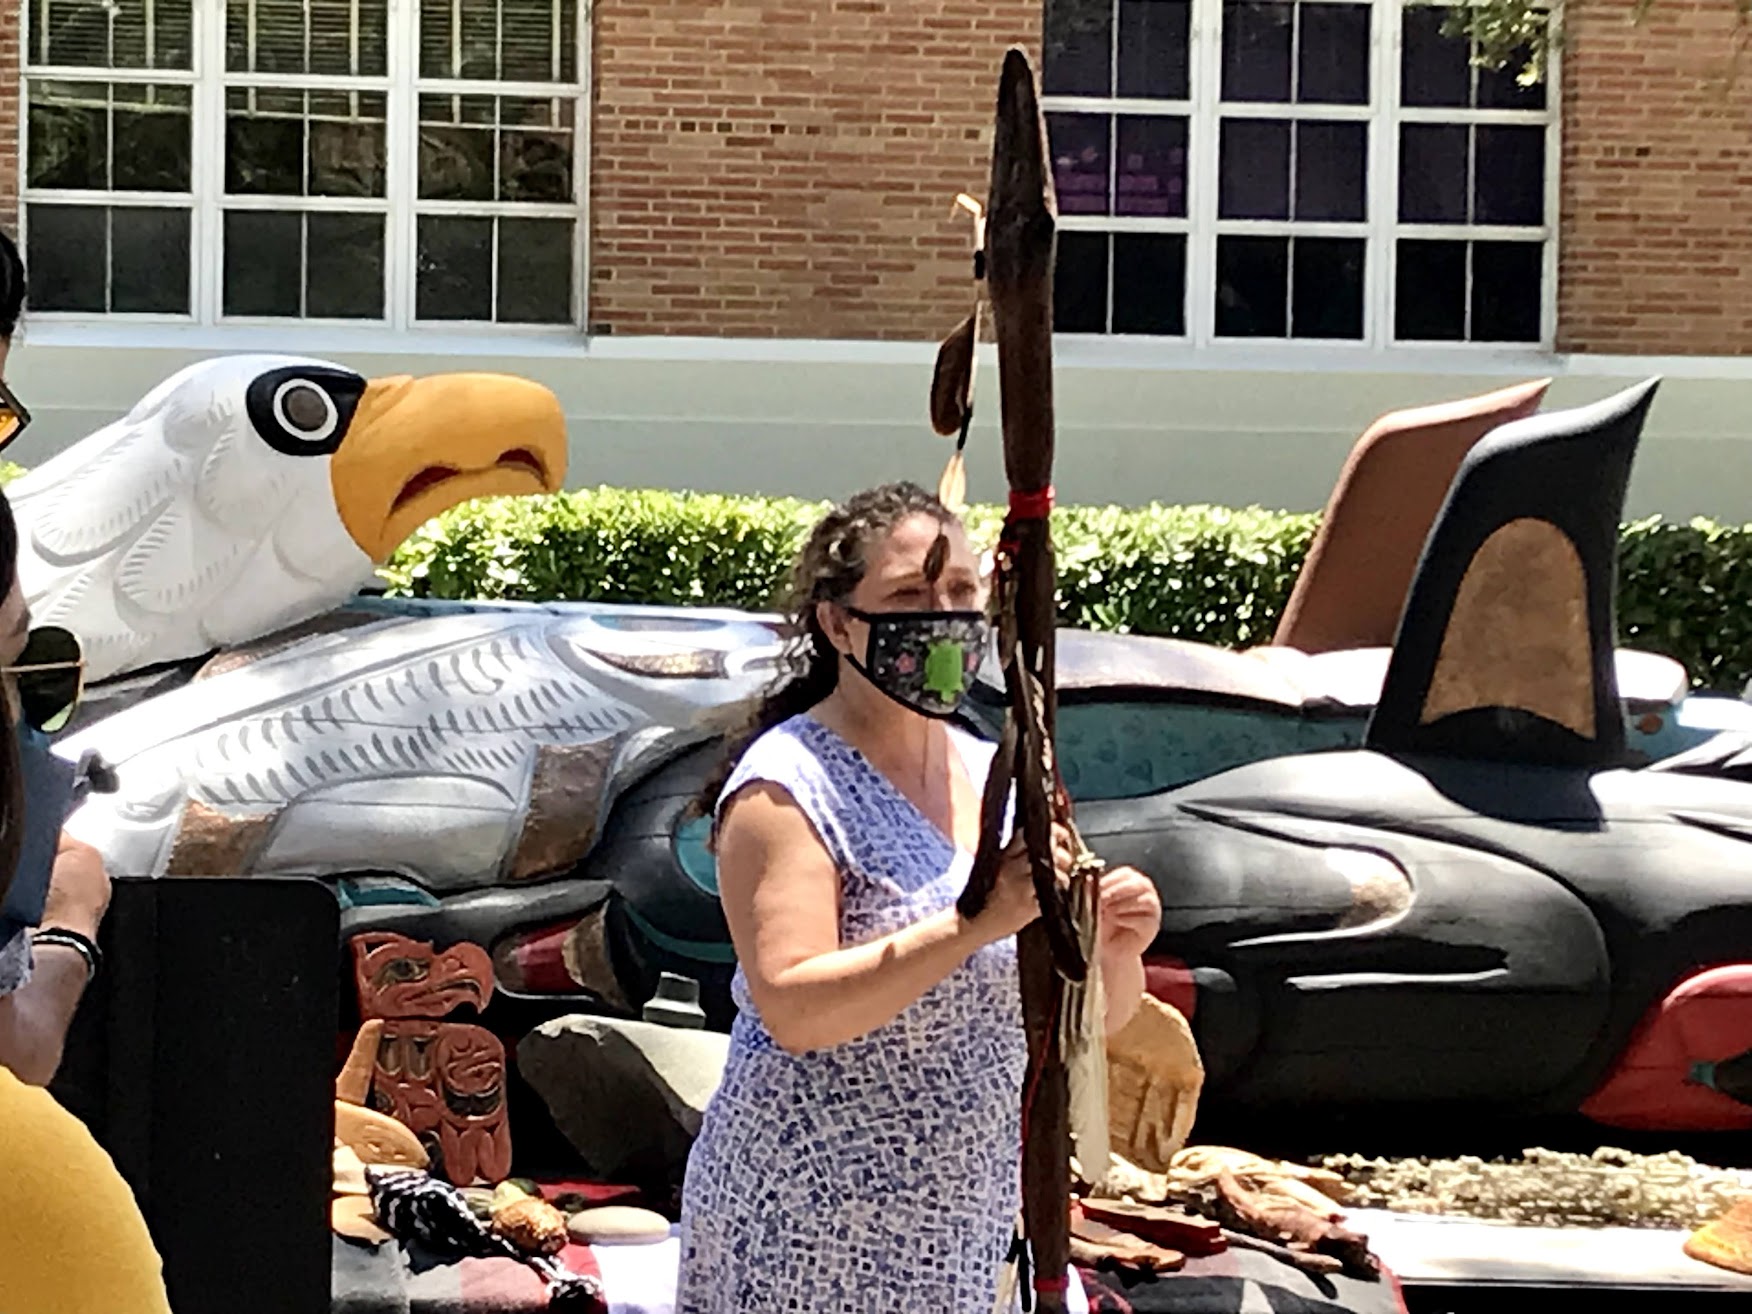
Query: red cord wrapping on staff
1008,485,1055,520
998,485,1055,559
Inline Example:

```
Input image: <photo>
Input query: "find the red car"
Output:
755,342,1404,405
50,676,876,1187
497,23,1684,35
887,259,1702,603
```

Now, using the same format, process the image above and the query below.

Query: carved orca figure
1081,380,1752,1134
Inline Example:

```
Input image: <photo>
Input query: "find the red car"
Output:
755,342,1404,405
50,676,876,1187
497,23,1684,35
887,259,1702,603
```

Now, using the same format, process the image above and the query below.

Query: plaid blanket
332,1232,1407,1314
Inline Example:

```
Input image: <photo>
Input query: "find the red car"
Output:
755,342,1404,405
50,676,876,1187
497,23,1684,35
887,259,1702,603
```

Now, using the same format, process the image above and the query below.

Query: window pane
500,98,574,203
24,204,107,311
27,81,107,190
111,207,189,312
1053,232,1109,333
1291,237,1364,338
308,214,386,319
31,0,193,70
1298,3,1369,105
309,91,388,198
1216,234,1288,336
422,0,497,79
30,0,109,67
1118,0,1191,100
1112,233,1186,335
497,218,572,323
1219,118,1289,220
421,0,576,82
1294,120,1366,221
1398,123,1468,223
28,80,189,191
1115,116,1187,218
1400,6,1471,108
227,88,305,195
501,0,579,81
1394,238,1466,340
112,85,192,191
224,211,303,316
1047,113,1111,216
310,0,388,76
227,0,388,76
1472,240,1543,342
418,215,494,320
420,95,497,201
1044,0,1113,96
1474,125,1545,227
1222,1,1293,102
227,0,300,73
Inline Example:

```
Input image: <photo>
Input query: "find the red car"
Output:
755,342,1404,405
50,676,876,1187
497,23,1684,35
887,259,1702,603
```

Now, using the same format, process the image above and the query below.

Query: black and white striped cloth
367,1168,606,1313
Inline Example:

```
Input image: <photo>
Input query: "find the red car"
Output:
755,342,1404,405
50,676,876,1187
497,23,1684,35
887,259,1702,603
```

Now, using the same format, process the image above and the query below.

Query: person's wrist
954,904,1005,949
32,926,102,984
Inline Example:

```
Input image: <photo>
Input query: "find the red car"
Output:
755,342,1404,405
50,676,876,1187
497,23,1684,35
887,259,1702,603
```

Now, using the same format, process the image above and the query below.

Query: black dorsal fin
1365,378,1660,768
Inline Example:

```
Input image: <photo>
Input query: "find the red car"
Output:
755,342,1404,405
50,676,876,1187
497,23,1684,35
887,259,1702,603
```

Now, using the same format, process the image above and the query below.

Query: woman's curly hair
692,481,952,827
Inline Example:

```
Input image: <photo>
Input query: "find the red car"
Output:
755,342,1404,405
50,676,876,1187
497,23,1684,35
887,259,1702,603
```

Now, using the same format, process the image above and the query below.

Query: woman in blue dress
676,482,1162,1312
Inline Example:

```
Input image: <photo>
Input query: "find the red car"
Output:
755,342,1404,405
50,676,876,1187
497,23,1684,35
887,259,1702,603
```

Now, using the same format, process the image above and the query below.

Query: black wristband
31,928,101,984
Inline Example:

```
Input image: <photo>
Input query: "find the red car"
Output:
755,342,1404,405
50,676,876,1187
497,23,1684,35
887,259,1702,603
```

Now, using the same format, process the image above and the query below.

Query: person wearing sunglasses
0,232,109,1088
0,226,173,1314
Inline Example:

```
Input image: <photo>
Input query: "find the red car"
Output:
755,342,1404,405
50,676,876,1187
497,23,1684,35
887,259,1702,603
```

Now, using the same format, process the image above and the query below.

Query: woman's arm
0,951,90,1086
0,835,111,1086
716,782,1045,1055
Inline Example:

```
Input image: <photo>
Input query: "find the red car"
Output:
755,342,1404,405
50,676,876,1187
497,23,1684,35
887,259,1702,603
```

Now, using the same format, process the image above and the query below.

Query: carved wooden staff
944,47,1105,1314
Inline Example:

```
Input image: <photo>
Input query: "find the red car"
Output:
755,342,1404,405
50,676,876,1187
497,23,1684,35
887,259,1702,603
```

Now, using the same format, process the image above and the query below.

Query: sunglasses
0,377,30,453
4,625,85,733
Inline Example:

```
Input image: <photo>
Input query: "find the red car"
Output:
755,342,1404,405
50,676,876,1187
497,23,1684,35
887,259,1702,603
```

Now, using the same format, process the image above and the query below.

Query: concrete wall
10,326,1752,521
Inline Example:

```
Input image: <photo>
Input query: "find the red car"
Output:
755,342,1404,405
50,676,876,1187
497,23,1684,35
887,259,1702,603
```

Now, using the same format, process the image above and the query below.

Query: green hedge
382,489,1752,694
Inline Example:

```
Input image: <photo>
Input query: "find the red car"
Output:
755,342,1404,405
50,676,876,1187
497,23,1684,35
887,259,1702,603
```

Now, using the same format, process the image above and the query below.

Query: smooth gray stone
518,1015,729,1192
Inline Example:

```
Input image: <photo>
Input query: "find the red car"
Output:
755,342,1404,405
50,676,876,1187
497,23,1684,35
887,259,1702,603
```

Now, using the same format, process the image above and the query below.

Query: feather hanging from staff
930,194,987,515
1064,843,1111,1188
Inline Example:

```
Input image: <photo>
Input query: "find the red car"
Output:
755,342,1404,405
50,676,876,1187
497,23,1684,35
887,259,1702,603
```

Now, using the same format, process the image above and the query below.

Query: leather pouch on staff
1104,994,1204,1174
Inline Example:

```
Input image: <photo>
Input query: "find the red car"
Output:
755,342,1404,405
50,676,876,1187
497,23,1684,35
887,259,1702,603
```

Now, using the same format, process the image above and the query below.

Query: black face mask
841,606,989,720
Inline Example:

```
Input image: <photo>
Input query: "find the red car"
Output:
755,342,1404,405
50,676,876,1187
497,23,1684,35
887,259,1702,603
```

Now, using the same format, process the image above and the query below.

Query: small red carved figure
352,932,494,1021
348,932,511,1185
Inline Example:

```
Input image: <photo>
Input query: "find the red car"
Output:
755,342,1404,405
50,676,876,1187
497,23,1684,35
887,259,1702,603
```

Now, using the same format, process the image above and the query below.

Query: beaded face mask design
843,606,989,719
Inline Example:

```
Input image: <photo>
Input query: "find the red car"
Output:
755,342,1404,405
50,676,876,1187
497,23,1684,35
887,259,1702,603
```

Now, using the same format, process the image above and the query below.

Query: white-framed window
21,0,586,327
1041,0,1556,347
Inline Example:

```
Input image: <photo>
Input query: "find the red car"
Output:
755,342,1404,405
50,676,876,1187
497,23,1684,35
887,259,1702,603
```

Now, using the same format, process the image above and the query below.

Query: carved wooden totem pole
350,932,513,1185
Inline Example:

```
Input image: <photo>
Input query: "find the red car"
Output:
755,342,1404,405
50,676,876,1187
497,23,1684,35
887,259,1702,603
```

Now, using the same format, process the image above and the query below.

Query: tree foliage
1448,0,1752,84
1445,1,1557,83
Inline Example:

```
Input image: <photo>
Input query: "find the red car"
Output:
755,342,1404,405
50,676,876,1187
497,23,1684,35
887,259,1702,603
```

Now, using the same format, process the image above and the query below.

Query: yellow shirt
0,1066,172,1314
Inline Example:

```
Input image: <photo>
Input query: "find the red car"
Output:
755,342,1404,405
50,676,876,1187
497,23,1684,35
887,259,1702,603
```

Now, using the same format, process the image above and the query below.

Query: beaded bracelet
31,928,102,985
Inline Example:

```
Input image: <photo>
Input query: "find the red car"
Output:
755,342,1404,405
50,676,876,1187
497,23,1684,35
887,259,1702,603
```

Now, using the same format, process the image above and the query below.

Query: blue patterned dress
676,713,1051,1313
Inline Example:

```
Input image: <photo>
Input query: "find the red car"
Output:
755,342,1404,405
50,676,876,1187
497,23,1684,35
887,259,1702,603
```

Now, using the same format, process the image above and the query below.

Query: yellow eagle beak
329,373,568,564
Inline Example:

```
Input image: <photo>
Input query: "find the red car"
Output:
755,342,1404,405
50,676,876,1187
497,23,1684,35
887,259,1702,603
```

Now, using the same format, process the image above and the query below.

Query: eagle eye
274,380,340,443
245,364,366,457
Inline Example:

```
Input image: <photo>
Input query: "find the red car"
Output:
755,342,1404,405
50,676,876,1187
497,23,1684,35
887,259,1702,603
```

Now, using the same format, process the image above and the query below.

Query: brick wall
0,0,17,230
1558,0,1752,354
586,0,1040,339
